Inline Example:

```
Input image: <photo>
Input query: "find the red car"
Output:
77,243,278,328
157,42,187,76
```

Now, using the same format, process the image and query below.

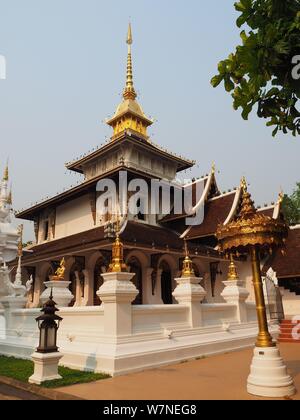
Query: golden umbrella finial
123,23,137,101
217,182,288,348
241,176,247,191
181,240,195,278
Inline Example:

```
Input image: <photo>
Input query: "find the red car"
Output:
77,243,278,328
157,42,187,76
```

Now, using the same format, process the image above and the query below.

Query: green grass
0,355,110,388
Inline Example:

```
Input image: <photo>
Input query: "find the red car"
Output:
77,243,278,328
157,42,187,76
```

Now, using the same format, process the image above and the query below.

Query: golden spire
108,217,128,273
106,23,153,140
181,240,195,278
3,164,8,182
123,23,137,101
228,254,239,281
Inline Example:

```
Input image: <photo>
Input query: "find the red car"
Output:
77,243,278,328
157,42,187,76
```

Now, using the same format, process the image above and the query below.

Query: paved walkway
58,344,300,400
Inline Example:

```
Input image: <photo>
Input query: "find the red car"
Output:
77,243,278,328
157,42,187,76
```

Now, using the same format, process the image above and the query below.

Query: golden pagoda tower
181,240,195,278
107,24,153,140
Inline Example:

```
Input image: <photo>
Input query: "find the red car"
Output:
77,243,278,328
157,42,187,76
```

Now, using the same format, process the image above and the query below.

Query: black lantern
35,290,62,353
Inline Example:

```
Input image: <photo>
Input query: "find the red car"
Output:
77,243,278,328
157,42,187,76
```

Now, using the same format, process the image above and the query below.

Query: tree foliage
282,182,300,225
211,0,300,136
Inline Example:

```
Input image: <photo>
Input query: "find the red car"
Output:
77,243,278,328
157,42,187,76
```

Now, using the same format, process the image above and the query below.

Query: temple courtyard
56,344,300,401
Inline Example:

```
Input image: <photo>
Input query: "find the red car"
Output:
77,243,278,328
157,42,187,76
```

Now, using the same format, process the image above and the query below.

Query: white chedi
0,165,19,264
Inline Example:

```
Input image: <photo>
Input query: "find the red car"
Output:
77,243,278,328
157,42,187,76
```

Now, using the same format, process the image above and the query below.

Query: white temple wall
0,297,270,377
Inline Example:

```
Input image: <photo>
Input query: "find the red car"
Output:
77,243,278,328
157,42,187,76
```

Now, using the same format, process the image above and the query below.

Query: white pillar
97,272,138,337
173,276,206,328
221,279,249,323
82,269,94,306
155,269,164,304
31,267,42,308
143,267,154,304
74,271,82,307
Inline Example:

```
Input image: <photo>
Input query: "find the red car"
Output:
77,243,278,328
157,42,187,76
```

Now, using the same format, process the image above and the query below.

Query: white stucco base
29,351,63,385
247,346,296,398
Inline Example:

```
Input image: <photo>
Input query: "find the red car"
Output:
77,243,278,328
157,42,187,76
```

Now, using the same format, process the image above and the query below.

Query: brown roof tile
262,227,300,278
187,192,236,239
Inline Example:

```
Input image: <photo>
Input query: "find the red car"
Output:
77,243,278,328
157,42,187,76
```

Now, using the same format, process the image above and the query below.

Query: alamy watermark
292,316,300,341
0,55,6,80
292,55,300,80
96,171,205,226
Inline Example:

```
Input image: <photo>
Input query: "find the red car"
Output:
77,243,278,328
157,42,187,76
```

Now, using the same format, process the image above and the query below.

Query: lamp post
36,290,62,353
216,178,296,398
29,290,63,385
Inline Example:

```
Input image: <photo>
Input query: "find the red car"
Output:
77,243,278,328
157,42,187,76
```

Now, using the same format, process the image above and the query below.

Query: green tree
282,182,300,225
211,0,300,136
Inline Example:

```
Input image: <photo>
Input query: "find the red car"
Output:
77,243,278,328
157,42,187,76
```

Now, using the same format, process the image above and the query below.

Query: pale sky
0,1,299,240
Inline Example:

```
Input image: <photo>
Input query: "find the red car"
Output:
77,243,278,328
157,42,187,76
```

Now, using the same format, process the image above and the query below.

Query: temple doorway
160,261,173,304
128,257,143,305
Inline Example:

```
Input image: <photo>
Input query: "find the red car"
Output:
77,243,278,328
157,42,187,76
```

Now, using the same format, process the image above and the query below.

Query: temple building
13,25,285,310
1,26,299,377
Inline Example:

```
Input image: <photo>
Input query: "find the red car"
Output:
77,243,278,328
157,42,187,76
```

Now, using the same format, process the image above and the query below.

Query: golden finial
181,240,195,278
3,164,8,182
17,224,24,257
278,188,284,204
241,176,247,192
127,22,133,45
228,254,239,281
7,189,12,205
55,257,66,280
108,215,128,273
211,162,216,175
123,23,137,101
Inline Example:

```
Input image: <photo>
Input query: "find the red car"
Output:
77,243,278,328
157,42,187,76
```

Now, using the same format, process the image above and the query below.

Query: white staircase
280,287,300,317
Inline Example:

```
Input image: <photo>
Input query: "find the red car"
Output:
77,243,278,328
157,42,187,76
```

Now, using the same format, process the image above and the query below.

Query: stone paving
57,344,300,400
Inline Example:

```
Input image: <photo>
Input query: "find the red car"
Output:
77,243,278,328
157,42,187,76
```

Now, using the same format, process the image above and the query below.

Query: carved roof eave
66,133,194,174
106,109,153,127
